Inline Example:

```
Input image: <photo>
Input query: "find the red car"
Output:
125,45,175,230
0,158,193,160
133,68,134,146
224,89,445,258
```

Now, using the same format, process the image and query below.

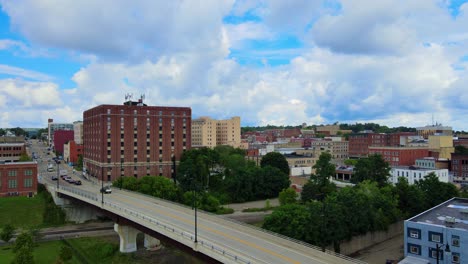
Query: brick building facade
53,130,74,155
368,146,429,166
349,132,417,158
0,161,38,197
451,153,468,186
83,102,191,182
0,143,26,162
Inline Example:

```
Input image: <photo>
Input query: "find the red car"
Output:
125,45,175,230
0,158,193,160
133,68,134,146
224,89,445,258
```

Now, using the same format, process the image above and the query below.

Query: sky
0,0,468,130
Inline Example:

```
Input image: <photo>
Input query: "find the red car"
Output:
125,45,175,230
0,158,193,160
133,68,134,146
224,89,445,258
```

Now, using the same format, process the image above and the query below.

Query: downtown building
83,100,191,182
191,116,241,148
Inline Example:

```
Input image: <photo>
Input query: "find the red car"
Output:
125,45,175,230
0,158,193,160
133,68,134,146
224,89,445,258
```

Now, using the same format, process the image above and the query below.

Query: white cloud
0,64,52,81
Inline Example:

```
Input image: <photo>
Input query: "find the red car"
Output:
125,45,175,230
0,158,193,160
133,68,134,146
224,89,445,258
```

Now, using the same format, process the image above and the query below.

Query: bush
99,243,117,258
59,246,73,261
216,207,234,214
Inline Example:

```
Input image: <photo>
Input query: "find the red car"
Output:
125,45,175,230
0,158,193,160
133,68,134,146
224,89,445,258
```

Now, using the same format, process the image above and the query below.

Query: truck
60,169,68,177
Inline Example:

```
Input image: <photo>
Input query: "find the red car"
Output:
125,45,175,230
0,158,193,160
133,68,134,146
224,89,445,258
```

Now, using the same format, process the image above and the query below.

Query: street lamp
56,161,60,190
436,243,450,264
120,160,123,190
101,166,104,207
191,175,198,244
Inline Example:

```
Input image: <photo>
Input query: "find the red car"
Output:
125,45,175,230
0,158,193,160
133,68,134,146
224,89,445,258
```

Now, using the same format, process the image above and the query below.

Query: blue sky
1,0,468,131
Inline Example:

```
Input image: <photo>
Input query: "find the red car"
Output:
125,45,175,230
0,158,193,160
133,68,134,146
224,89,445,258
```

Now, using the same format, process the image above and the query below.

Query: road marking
110,193,302,264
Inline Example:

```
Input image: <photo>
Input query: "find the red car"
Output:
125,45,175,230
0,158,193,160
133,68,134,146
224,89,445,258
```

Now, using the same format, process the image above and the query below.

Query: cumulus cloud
1,0,468,131
0,64,52,81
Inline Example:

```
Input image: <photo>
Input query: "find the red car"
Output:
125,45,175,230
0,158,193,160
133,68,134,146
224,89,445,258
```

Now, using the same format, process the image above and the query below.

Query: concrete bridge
43,179,365,264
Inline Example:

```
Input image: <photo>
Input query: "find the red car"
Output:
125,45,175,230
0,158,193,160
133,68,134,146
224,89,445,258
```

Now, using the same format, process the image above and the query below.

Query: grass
0,195,45,229
241,206,278,213
0,240,63,264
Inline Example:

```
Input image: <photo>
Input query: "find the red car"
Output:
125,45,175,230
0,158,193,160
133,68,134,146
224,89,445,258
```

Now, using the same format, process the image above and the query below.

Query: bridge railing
117,188,366,264
57,186,254,264
103,200,255,264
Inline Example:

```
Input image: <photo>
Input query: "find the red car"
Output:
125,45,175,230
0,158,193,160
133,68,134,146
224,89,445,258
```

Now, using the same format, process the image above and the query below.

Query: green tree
395,177,425,218
344,159,358,166
260,152,289,176
301,180,336,202
279,188,298,205
0,224,15,244
19,152,33,162
351,154,390,187
12,231,35,264
258,166,290,199
455,145,468,154
312,152,335,186
263,204,311,242
416,172,459,208
59,246,73,261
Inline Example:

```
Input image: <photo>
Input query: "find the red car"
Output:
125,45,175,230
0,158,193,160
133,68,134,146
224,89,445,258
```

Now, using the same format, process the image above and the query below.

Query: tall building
73,121,83,145
53,130,74,155
47,118,73,147
403,197,468,264
416,125,452,139
0,161,38,197
83,100,191,182
191,116,241,148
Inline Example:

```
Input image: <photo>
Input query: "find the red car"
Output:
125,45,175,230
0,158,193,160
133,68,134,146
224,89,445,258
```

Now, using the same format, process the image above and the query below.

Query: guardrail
117,189,366,264
58,187,253,264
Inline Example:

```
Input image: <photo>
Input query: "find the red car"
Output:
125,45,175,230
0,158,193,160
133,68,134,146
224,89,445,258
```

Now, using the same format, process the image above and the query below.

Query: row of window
0,147,23,151
408,228,459,247
0,178,34,188
408,243,460,263
0,170,33,177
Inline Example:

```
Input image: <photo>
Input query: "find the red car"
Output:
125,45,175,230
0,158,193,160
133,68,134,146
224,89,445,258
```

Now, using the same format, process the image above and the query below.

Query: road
30,140,364,264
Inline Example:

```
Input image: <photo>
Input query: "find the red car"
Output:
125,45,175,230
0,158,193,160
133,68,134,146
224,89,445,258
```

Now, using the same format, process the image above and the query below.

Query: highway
30,140,365,264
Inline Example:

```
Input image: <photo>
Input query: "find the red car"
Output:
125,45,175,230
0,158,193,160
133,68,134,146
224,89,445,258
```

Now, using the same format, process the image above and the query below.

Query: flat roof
408,198,468,231
0,143,25,146
391,166,445,172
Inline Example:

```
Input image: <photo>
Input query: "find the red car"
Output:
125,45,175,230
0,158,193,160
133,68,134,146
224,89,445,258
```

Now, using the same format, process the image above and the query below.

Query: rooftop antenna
432,113,434,126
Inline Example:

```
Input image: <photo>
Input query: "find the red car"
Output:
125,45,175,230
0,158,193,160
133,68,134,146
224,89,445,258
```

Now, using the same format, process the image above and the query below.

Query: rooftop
408,198,468,231
391,166,445,171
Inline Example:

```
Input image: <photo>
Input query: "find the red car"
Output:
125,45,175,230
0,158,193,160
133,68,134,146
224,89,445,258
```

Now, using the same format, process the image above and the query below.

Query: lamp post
56,161,60,190
101,166,104,207
191,174,198,244
120,160,123,190
436,243,450,264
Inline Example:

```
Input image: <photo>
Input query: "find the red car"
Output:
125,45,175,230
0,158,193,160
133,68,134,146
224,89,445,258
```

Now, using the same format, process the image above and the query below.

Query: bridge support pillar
114,223,138,253
144,234,161,250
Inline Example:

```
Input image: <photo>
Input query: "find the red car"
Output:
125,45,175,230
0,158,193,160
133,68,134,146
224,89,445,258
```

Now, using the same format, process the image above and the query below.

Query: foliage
260,152,290,176
351,154,390,187
19,152,33,162
301,180,336,202
455,145,468,154
0,224,15,244
416,172,459,209
59,246,73,261
312,152,335,186
279,188,297,206
75,154,84,171
263,204,311,242
12,231,35,264
344,159,358,166
339,123,415,133
395,177,425,218
41,188,66,226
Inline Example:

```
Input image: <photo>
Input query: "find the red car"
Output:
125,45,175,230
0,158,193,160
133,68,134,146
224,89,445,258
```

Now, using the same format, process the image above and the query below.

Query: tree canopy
351,154,390,187
260,152,289,176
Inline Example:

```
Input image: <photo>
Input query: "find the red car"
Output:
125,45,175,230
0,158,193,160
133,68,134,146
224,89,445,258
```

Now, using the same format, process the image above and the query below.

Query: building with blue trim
402,198,468,264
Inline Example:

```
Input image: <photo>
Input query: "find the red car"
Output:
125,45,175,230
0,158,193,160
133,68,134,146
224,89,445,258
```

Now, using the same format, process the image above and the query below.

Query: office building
368,146,429,166
416,125,452,139
47,118,73,146
83,100,191,182
390,166,449,185
403,197,468,264
53,130,74,155
73,121,83,145
191,116,240,148
0,161,38,197
451,153,468,186
0,143,26,162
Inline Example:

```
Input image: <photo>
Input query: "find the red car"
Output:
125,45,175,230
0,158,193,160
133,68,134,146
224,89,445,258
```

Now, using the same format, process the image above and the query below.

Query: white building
391,166,450,185
73,121,83,145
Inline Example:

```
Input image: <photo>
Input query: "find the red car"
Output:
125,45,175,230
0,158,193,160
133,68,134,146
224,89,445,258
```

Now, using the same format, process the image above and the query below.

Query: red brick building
454,137,468,148
0,143,26,162
83,101,191,182
368,146,429,166
0,161,38,197
68,141,83,164
53,130,74,155
451,153,468,185
349,132,417,158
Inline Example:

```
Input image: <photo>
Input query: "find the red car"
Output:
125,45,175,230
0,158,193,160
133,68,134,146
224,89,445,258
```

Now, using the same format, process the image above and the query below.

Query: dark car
51,176,58,181
74,180,82,185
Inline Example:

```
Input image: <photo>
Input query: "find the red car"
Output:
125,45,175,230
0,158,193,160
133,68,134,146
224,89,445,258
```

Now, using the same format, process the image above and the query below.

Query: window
429,248,443,260
24,178,33,188
407,243,421,255
24,170,33,176
8,170,17,177
452,235,460,247
8,179,17,188
429,231,442,243
452,253,460,263
408,228,421,239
